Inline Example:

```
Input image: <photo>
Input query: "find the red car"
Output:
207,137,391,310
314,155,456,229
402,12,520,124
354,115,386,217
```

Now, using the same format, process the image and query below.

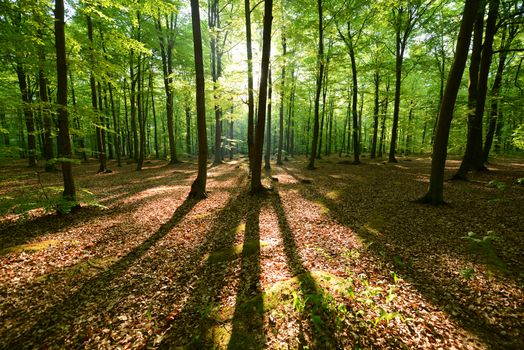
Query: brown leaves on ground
0,155,523,349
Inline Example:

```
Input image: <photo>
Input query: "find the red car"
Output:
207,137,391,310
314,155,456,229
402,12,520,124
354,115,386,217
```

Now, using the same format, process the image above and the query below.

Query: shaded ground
0,155,523,349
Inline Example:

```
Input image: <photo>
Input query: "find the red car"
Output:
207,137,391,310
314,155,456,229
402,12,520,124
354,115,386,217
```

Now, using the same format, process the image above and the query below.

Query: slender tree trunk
185,105,191,155
484,25,512,161
371,71,380,159
38,43,56,172
87,16,107,173
245,0,255,168
189,0,208,199
55,0,76,200
389,30,406,163
318,67,328,159
419,0,480,204
108,82,121,166
350,43,360,164
307,0,324,170
157,13,179,164
136,13,146,171
16,66,37,167
123,79,132,158
277,33,286,165
379,78,390,158
69,71,86,161
229,118,234,160
250,0,273,193
265,67,272,170
327,98,333,156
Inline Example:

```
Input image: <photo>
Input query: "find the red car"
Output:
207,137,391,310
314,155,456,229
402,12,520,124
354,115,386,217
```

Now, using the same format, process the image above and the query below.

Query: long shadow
271,192,341,349
2,197,198,349
0,166,195,251
228,195,265,349
157,189,251,348
288,166,523,349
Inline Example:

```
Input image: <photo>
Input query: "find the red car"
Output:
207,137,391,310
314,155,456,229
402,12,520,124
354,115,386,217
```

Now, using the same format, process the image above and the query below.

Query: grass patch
206,240,269,263
0,239,80,255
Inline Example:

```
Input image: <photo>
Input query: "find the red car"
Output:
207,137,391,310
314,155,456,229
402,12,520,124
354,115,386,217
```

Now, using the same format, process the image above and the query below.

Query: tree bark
277,33,286,165
156,13,179,164
307,0,324,170
245,0,255,169
54,0,76,200
371,72,380,159
189,0,208,199
455,0,499,178
419,0,480,205
265,67,272,169
250,0,273,193
87,15,107,173
483,23,514,161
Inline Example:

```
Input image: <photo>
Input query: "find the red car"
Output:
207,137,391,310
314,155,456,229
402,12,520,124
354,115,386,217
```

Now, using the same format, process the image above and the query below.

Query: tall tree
483,13,518,161
388,0,434,163
277,31,286,165
188,0,208,199
87,15,108,173
307,0,324,170
418,0,480,205
54,0,75,201
454,0,499,179
156,10,179,164
265,66,273,169
245,0,255,169
250,0,273,193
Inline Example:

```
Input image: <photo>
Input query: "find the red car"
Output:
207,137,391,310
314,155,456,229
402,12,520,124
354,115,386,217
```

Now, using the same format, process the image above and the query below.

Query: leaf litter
0,156,522,349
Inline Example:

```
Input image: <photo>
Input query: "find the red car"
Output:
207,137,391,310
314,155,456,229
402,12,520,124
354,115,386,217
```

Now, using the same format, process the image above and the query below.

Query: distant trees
0,0,521,200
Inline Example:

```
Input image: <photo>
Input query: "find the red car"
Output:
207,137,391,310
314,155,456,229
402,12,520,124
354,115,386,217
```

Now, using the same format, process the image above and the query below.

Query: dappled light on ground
0,156,523,349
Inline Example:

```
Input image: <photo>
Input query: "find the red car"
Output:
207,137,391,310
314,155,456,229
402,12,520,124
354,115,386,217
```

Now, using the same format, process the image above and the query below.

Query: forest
0,0,523,348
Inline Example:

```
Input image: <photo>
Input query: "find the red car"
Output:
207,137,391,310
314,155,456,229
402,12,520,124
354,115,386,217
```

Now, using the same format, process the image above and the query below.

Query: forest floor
0,154,523,349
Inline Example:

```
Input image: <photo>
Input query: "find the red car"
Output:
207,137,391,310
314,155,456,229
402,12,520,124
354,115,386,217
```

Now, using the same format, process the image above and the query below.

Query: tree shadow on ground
2,196,198,349
283,164,523,349
0,163,195,250
157,189,257,348
227,194,265,349
270,192,342,349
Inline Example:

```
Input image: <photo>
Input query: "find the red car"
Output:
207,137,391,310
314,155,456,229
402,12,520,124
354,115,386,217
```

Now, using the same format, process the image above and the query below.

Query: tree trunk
185,105,191,155
277,33,286,165
307,0,324,170
483,24,513,162
87,16,107,173
250,0,273,193
69,70,87,161
350,43,360,164
265,67,272,170
389,27,406,163
371,71,380,159
419,0,480,205
38,41,56,172
16,66,37,167
245,0,255,169
55,0,76,201
189,0,208,199
136,13,145,172
455,0,498,178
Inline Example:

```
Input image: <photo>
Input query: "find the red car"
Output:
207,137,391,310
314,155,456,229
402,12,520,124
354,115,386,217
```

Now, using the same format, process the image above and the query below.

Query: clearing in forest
0,156,523,349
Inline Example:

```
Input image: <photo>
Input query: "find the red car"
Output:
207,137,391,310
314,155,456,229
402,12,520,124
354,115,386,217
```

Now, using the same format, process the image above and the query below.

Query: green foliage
487,180,506,190
516,178,524,185
0,182,105,218
463,231,506,272
512,124,524,149
459,267,475,279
